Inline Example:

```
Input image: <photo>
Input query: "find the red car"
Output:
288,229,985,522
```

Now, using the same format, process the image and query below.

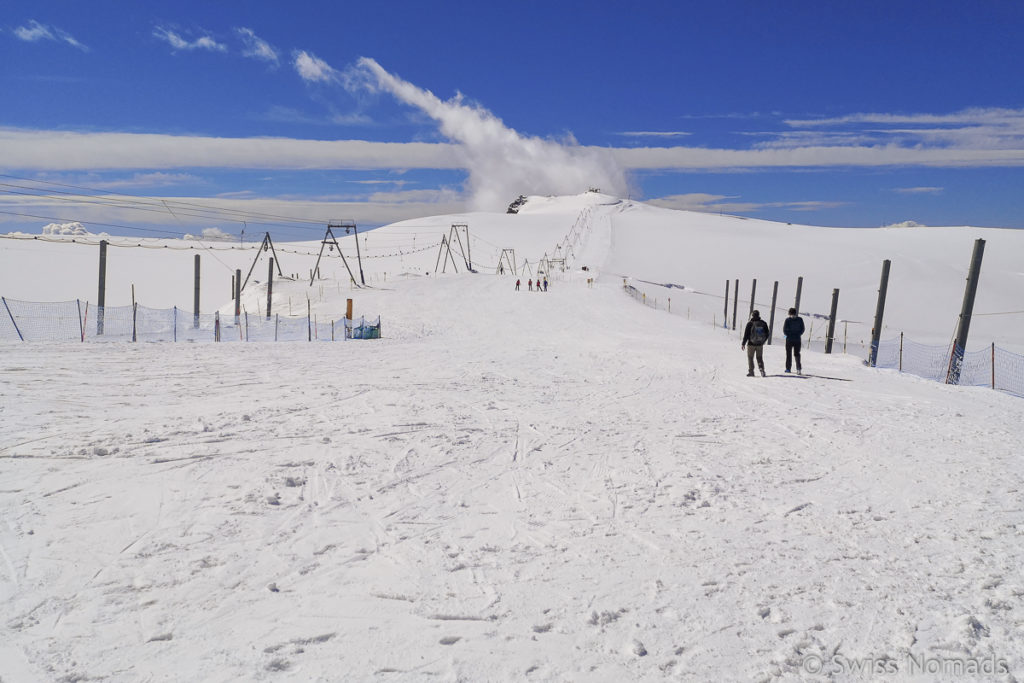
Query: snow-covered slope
2,194,1024,681
4,192,1020,350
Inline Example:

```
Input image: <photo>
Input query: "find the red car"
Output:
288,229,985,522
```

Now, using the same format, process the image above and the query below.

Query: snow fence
872,335,1024,398
0,297,381,343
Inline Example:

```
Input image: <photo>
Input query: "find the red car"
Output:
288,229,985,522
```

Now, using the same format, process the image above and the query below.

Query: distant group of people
740,308,804,377
515,278,548,292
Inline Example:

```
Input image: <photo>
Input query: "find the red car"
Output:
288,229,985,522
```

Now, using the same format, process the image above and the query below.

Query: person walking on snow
528,279,533,291
515,279,520,291
782,307,804,374
543,278,548,291
741,310,770,377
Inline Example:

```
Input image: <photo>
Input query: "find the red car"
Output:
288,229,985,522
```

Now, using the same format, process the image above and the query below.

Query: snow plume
353,57,628,210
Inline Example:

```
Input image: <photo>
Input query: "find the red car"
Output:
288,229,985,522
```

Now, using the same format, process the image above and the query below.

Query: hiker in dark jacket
741,310,770,377
782,307,804,374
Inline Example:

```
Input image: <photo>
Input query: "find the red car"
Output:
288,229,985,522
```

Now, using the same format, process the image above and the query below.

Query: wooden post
2,297,24,342
132,302,137,342
748,279,757,320
193,254,201,328
992,342,996,390
824,288,840,354
307,298,312,342
768,281,779,345
732,279,739,330
234,269,241,322
266,257,274,319
794,276,803,314
947,238,986,384
723,280,730,329
346,298,353,321
214,311,220,342
97,239,107,335
868,259,891,367
899,332,903,371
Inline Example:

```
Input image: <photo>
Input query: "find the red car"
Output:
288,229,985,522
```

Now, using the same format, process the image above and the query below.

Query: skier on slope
741,310,770,377
515,279,521,291
782,307,804,374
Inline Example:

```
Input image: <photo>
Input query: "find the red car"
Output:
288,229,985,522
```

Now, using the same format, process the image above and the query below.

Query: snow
2,194,1024,680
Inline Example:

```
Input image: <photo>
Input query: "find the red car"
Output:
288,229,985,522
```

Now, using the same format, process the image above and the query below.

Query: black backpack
749,320,769,345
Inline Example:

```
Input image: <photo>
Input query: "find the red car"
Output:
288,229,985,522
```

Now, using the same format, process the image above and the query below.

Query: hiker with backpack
782,307,804,374
741,310,770,377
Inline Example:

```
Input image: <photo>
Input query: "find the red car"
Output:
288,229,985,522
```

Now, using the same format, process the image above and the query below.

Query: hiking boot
746,371,755,377
784,369,791,374
760,368,766,377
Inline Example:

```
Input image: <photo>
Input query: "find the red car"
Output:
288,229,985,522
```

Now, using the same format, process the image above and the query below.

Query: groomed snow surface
2,195,1024,681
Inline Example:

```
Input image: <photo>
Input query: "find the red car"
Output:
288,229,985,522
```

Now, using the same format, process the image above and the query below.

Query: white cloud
893,187,943,195
293,50,340,83
352,57,629,211
0,190,468,232
14,20,88,51
618,131,691,138
648,193,845,214
41,221,91,235
235,27,278,65
0,128,461,170
184,227,235,241
776,107,1024,152
153,27,227,53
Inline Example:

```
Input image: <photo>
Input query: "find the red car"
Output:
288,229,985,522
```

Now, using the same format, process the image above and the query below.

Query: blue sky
2,1,1024,239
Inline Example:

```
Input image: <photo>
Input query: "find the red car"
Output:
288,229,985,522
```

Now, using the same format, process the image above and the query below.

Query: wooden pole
723,280,730,329
946,238,986,384
768,281,779,345
234,269,241,322
2,297,24,342
794,276,803,314
899,332,903,371
266,257,274,319
193,253,201,329
992,342,996,390
825,288,840,354
868,259,891,367
346,298,353,321
732,279,739,330
97,239,107,335
748,279,757,320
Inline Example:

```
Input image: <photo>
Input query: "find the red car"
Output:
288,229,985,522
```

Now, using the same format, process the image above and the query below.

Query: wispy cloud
893,186,943,194
14,20,89,51
235,27,278,65
153,27,227,53
293,50,341,83
0,127,460,171
774,107,1024,152
0,189,467,231
89,172,201,189
618,131,691,138
648,193,846,214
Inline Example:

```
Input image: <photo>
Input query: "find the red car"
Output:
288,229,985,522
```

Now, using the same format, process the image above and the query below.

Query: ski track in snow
3,210,1024,680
